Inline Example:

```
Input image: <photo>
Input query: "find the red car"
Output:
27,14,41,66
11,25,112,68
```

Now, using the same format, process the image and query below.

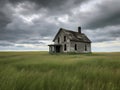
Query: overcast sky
0,0,120,52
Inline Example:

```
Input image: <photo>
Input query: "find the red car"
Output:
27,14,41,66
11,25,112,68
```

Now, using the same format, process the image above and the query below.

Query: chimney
78,26,81,33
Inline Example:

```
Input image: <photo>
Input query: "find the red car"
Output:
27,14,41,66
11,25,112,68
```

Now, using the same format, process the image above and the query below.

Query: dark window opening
64,36,66,42
56,46,60,53
58,37,60,43
64,44,67,51
75,44,77,50
85,44,87,51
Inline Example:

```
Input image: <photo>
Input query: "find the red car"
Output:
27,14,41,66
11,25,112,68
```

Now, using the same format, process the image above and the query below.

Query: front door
56,46,61,53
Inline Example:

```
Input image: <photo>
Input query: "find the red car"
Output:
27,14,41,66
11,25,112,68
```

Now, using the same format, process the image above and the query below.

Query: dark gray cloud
84,25,120,42
18,40,46,45
0,41,14,46
85,13,120,29
8,0,86,8
84,0,120,29
0,11,10,29
0,0,120,51
0,43,13,47
9,0,67,7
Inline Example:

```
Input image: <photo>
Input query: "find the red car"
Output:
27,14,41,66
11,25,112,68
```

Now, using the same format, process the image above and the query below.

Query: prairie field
0,52,120,90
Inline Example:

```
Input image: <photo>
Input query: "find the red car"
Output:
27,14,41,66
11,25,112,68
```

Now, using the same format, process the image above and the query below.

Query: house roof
48,44,62,46
53,28,91,43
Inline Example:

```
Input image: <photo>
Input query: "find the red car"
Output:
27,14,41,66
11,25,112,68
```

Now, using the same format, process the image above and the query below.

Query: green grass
0,52,120,90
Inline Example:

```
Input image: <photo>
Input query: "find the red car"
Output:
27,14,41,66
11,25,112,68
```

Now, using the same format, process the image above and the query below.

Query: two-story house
48,27,92,53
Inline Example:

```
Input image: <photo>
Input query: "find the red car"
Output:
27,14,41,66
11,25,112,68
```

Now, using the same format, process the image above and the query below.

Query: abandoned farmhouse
48,27,91,53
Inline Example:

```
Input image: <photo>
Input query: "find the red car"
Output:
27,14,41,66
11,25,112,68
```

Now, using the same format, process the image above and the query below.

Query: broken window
64,44,67,51
58,37,60,43
75,44,77,50
85,44,87,51
64,36,66,42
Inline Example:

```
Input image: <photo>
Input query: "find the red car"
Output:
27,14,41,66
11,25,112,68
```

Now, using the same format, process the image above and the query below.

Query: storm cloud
0,0,120,51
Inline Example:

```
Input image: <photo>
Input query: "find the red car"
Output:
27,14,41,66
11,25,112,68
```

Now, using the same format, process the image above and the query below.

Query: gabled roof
53,28,91,43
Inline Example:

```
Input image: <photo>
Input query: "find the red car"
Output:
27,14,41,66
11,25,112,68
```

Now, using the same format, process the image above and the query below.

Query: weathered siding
54,30,70,52
70,41,91,53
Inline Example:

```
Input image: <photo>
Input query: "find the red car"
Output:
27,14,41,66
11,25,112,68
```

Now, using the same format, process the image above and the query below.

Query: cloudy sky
0,0,120,52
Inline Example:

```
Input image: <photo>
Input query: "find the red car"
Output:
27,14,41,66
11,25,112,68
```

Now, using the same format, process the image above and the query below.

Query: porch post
49,46,52,53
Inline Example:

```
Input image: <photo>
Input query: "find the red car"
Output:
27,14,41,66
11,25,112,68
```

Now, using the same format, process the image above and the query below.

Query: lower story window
75,44,77,50
85,44,87,51
64,44,67,51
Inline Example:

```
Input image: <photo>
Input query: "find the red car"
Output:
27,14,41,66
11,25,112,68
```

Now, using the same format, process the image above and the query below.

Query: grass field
0,52,120,90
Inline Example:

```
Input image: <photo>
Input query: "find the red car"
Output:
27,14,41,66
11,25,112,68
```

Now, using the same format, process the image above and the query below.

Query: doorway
56,46,61,53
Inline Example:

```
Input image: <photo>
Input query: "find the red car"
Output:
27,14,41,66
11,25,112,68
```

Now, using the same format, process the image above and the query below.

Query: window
75,44,77,50
85,44,87,51
64,36,66,42
58,37,60,43
64,44,67,51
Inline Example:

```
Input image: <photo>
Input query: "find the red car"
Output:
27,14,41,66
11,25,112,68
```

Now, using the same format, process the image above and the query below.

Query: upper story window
85,44,87,51
64,36,66,42
58,37,60,43
75,44,77,50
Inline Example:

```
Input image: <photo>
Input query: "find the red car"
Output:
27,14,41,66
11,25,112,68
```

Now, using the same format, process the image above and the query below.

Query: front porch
48,44,62,53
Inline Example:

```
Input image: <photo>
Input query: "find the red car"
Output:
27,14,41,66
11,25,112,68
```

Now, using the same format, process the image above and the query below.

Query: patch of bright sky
19,14,40,24
71,0,102,15
92,40,120,52
9,2,47,24
58,14,69,23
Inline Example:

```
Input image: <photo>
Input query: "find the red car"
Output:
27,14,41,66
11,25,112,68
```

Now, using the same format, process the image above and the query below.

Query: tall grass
0,52,120,90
